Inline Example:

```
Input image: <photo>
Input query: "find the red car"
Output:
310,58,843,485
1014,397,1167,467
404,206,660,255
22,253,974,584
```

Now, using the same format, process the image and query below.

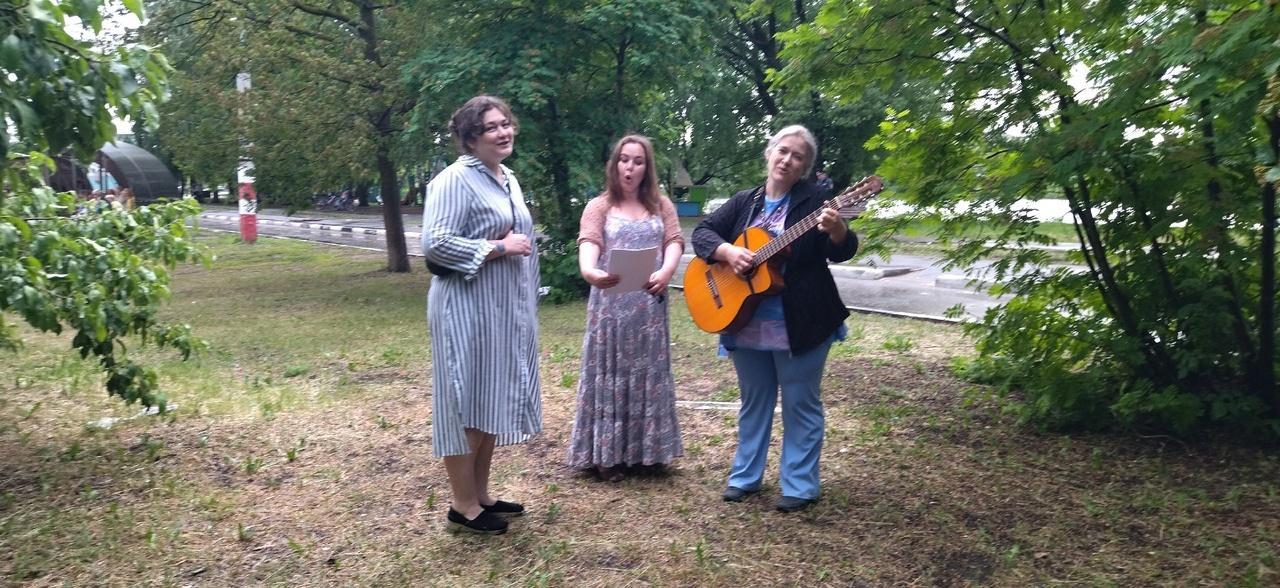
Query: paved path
197,208,1015,321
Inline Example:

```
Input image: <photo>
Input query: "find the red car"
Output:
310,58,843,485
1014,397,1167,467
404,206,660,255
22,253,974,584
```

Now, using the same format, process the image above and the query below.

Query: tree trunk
355,181,371,207
1261,109,1279,412
543,96,575,240
613,37,630,138
349,0,408,271
1117,163,1180,306
1065,179,1175,381
377,143,409,272
1194,6,1258,369
402,170,417,206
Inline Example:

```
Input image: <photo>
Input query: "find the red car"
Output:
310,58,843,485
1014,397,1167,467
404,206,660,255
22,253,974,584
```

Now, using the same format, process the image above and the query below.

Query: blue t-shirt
718,192,849,356
722,194,791,352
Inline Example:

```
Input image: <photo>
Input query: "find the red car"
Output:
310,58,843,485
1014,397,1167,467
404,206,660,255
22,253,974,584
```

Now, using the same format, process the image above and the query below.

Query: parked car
702,196,730,216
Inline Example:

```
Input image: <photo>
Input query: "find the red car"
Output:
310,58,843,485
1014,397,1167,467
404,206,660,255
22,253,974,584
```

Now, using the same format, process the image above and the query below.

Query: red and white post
235,72,257,243
237,174,257,243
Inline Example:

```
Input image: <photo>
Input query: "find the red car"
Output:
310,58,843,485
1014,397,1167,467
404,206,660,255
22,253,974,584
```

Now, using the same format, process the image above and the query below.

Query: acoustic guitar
683,176,884,334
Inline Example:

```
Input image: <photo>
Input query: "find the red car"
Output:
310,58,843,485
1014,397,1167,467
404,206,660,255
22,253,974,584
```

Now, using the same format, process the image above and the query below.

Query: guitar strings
694,178,882,310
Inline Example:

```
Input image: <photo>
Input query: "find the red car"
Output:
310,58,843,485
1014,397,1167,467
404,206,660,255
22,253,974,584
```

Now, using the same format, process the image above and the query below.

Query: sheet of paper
604,247,658,294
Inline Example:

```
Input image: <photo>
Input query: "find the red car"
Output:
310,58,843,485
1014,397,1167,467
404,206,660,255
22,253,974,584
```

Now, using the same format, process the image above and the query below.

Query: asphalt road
196,210,1008,322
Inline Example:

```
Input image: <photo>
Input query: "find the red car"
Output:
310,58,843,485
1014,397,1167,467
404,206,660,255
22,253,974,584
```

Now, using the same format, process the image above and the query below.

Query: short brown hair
448,95,518,154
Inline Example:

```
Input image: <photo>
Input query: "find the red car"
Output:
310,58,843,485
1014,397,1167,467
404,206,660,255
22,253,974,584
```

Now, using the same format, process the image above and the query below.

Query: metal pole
235,71,257,243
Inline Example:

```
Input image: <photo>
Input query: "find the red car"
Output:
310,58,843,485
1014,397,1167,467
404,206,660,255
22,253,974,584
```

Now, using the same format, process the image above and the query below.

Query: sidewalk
200,207,919,281
202,207,419,240
198,206,1084,321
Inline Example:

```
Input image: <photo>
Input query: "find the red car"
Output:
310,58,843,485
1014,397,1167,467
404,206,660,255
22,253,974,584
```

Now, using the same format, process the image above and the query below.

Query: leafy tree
405,0,716,301
2,0,206,408
783,1,1280,436
146,0,422,271
712,0,887,188
143,0,242,193
151,75,239,193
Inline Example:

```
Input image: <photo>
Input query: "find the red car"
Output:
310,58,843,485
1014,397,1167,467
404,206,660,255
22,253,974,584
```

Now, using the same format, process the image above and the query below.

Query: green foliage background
134,0,1280,437
2,0,207,408
782,0,1280,436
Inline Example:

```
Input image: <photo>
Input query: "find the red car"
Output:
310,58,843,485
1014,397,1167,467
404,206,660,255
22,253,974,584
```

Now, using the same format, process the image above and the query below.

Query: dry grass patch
0,233,1276,586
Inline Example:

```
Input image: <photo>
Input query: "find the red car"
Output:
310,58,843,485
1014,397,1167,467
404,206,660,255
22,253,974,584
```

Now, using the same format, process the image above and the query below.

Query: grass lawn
0,233,1276,586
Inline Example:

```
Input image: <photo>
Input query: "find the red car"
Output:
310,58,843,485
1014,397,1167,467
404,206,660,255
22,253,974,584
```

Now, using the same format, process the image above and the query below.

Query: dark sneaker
775,496,816,513
722,486,759,502
446,508,509,535
482,499,525,518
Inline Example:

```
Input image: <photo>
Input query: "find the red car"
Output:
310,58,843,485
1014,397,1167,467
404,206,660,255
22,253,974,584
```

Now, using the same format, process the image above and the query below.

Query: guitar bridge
704,268,723,308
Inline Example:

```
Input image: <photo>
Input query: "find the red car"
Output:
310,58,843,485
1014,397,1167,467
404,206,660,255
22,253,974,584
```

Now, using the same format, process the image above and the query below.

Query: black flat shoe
446,508,509,535
775,496,816,513
596,465,624,483
722,486,759,502
635,463,671,477
482,499,525,517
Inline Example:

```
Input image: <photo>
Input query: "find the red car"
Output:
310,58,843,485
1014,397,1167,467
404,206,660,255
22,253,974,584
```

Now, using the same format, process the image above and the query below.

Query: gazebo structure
94,141,180,201
48,156,92,194
45,142,181,202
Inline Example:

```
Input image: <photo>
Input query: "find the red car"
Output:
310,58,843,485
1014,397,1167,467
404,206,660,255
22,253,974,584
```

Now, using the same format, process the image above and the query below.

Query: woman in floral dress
567,135,684,482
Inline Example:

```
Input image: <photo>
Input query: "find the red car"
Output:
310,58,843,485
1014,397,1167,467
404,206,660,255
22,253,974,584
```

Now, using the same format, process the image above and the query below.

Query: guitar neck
754,206,827,263
750,176,881,265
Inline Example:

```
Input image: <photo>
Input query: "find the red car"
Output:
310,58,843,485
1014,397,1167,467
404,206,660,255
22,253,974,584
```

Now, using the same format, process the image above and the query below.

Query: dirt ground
0,236,1275,586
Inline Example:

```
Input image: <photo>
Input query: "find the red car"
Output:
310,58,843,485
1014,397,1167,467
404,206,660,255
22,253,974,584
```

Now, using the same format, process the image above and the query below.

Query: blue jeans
727,338,833,500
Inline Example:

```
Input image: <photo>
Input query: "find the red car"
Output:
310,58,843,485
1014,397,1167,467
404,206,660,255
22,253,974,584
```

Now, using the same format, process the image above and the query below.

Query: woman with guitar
567,135,685,482
690,125,858,513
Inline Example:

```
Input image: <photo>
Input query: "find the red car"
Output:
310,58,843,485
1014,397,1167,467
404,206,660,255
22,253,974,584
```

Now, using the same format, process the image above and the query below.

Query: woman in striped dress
422,95,541,535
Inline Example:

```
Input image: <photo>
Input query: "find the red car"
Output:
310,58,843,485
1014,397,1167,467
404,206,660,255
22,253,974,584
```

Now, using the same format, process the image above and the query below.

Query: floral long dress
567,214,683,468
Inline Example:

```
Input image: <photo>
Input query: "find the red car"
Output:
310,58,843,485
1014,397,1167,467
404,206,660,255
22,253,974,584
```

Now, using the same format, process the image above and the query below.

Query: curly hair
448,95,518,155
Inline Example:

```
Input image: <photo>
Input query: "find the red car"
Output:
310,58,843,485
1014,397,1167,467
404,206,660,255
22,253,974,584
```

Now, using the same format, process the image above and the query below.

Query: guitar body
682,174,884,335
684,227,786,334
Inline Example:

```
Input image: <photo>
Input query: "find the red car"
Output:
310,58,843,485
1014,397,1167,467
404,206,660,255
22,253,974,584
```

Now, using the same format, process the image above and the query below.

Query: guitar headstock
832,175,884,210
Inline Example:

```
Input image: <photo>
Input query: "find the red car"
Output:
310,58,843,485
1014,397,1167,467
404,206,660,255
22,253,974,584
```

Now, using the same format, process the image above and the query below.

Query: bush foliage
784,1,1280,437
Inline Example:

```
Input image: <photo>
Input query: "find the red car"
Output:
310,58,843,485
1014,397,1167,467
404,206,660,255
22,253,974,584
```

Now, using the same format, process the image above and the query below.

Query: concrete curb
831,265,917,280
201,213,422,240
667,283,963,324
935,273,996,290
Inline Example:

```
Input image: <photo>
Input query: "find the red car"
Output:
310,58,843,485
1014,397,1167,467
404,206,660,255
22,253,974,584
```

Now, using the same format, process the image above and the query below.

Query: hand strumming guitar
714,242,756,276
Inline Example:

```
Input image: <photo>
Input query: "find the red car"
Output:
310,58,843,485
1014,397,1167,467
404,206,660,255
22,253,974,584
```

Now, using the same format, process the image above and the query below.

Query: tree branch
290,0,363,33
1194,6,1257,365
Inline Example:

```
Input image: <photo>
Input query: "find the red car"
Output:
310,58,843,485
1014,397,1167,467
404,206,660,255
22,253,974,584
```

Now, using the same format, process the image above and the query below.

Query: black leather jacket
691,178,858,354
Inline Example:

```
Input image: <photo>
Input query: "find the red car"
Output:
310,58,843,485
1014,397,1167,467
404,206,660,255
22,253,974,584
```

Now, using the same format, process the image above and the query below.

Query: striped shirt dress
422,154,542,457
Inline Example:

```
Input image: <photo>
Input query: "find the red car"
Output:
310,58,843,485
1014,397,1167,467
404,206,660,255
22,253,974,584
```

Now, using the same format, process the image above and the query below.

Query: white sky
68,3,144,133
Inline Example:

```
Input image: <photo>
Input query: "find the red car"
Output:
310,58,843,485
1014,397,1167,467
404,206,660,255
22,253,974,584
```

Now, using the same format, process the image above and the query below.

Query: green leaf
0,35,21,70
8,98,40,132
27,0,57,23
71,0,103,31
121,0,143,19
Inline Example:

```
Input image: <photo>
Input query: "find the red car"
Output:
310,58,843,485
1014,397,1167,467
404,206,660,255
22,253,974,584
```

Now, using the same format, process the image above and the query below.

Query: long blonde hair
604,135,662,214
